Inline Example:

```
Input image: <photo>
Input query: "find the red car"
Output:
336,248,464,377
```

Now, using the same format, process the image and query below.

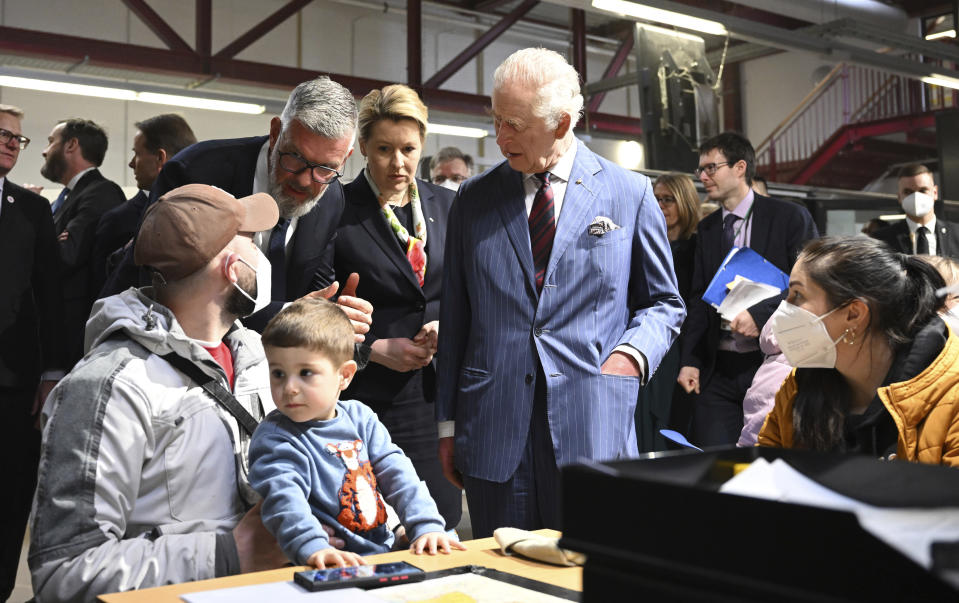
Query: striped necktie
529,172,555,293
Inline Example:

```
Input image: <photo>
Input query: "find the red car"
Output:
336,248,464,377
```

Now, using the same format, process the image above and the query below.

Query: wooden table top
98,529,582,602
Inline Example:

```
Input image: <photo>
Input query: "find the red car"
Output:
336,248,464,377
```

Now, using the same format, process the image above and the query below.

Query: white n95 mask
233,248,272,316
769,300,844,369
436,179,460,192
902,191,934,218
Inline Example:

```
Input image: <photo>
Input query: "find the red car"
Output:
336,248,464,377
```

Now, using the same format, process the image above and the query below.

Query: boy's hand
409,532,468,556
306,547,367,569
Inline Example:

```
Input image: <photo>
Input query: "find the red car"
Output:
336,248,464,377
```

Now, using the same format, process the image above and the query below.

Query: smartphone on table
294,561,425,592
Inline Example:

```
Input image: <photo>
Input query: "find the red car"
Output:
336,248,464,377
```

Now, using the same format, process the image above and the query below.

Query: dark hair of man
429,146,474,173
261,298,354,366
699,131,755,185
790,236,945,451
134,114,197,157
896,163,933,180
59,118,109,166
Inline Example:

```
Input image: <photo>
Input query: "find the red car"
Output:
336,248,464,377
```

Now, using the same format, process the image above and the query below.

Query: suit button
534,327,543,337
415,303,424,311
525,374,534,385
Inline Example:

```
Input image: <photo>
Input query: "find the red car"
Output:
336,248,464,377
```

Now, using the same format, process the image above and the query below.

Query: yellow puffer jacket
758,327,959,468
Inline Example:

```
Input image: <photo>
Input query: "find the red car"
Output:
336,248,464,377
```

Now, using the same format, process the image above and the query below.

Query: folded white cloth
493,527,586,567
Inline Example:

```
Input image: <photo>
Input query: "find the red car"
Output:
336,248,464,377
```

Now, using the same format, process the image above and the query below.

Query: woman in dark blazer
334,84,461,530
637,173,701,451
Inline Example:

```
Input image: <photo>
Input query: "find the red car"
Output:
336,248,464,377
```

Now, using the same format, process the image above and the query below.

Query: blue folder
702,247,789,308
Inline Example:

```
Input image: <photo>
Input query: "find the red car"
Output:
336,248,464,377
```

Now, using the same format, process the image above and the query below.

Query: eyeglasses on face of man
0,128,29,150
277,151,342,184
695,161,730,178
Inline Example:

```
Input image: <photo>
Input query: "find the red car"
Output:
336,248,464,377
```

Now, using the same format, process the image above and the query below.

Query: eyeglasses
0,128,29,150
695,161,730,177
277,151,342,184
656,195,677,205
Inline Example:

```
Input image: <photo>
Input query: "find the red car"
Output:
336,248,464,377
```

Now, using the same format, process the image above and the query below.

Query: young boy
249,298,465,569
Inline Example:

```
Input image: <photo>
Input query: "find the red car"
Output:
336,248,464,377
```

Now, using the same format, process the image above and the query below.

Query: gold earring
843,328,856,345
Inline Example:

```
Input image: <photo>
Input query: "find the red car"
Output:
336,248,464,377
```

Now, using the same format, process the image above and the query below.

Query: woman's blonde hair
357,84,428,142
653,173,701,240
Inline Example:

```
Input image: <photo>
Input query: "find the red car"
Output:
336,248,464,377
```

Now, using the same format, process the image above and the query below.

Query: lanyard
730,200,754,247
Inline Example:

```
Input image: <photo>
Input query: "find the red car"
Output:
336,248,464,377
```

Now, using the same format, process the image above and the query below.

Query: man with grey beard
103,76,365,335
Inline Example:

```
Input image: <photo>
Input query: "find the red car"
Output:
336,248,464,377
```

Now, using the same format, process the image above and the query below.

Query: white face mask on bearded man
232,248,272,317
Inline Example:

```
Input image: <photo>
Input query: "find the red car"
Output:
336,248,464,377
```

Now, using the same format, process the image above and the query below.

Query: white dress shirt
251,140,299,263
907,215,938,256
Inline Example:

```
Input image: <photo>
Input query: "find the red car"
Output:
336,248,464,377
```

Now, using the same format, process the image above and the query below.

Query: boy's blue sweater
248,400,445,564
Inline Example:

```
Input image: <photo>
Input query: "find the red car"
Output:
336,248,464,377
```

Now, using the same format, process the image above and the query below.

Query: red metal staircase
755,62,952,190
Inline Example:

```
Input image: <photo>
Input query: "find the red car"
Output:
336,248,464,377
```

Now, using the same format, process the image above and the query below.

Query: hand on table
410,531,467,555
306,547,366,569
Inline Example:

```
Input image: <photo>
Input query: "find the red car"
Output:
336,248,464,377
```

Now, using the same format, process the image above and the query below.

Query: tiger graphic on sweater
325,439,388,532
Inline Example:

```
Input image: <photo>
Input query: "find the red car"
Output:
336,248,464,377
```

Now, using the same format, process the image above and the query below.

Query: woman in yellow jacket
758,236,959,467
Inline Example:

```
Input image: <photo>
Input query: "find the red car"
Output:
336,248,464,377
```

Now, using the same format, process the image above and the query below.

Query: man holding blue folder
677,133,817,447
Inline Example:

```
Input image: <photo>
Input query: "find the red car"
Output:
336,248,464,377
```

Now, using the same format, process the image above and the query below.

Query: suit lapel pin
429,217,435,222
575,178,583,185
5,195,12,203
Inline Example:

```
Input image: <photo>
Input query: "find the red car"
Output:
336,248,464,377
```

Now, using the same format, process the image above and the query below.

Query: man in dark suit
436,48,685,537
93,114,197,293
0,104,63,601
105,77,371,338
677,132,818,447
41,118,125,367
871,163,959,258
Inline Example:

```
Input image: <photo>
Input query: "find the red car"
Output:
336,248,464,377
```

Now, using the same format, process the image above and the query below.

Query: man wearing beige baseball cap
29,184,311,601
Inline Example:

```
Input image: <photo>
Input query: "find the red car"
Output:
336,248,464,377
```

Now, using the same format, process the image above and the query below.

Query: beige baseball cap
135,183,278,282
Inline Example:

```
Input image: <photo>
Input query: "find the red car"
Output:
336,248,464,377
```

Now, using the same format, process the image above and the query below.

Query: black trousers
690,351,764,448
0,388,40,602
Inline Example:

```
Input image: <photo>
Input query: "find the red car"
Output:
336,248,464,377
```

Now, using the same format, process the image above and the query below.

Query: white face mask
770,300,844,368
901,191,934,218
233,248,272,317
435,179,460,192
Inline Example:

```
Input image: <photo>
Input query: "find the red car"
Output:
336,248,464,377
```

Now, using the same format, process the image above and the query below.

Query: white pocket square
588,216,620,236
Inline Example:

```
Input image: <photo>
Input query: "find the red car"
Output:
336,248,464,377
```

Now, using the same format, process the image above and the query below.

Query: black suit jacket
0,180,64,390
871,218,959,258
92,189,149,296
53,168,125,365
336,175,454,404
680,194,819,382
104,136,344,331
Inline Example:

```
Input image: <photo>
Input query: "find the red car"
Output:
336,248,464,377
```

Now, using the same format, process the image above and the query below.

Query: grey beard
269,179,325,219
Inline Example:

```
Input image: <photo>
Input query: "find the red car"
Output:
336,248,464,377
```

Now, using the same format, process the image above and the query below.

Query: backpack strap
161,352,259,436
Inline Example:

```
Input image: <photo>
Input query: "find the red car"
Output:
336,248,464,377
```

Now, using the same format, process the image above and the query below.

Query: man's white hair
493,47,584,131
281,76,358,147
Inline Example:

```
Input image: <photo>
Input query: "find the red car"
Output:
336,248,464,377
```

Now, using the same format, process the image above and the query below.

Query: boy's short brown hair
261,298,354,366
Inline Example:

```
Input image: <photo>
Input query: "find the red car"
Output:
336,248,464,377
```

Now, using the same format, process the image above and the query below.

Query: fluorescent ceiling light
636,22,707,43
591,0,727,36
879,214,905,221
0,75,265,114
925,29,956,41
136,92,264,114
0,75,136,100
922,74,959,91
428,123,488,139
